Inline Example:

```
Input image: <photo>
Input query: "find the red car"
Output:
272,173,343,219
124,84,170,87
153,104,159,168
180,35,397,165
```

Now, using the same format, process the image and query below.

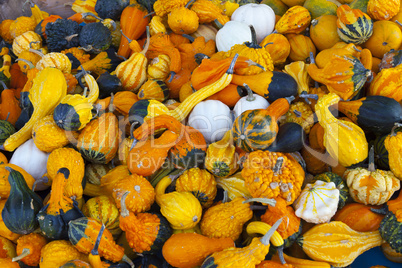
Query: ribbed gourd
336,5,373,45
115,27,150,92
315,92,368,167
379,191,402,254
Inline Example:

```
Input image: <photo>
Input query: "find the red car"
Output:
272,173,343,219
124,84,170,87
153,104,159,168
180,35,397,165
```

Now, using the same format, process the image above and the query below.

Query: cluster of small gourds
0,0,401,267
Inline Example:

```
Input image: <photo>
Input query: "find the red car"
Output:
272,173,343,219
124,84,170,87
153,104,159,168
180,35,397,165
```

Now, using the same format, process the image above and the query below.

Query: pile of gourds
0,0,401,267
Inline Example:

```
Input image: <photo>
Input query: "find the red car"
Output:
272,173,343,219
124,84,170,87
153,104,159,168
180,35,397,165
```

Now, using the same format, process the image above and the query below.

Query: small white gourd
215,21,252,52
188,100,233,144
231,3,276,43
233,84,269,119
293,180,339,224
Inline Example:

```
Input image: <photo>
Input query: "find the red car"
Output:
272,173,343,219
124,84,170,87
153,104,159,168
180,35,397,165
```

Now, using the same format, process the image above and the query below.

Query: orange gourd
162,233,234,268
334,203,385,232
117,4,150,58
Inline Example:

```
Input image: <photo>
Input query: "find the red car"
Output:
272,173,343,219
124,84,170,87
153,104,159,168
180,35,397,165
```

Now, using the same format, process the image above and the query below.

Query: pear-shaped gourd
115,27,150,93
2,167,43,234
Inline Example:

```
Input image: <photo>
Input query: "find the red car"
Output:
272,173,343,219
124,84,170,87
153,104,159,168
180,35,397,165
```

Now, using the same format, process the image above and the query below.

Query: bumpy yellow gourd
315,93,368,167
3,68,67,151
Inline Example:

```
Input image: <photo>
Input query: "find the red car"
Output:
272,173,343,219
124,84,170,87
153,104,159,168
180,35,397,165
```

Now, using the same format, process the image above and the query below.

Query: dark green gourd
2,167,43,234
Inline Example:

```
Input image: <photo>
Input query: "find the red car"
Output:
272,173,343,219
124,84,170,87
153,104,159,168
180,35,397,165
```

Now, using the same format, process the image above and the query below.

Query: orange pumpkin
364,21,402,59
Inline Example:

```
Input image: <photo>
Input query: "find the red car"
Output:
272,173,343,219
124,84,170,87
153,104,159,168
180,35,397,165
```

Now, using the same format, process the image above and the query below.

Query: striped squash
68,217,133,266
12,31,42,57
137,79,170,102
115,27,150,93
336,5,373,45
232,97,291,152
77,112,119,164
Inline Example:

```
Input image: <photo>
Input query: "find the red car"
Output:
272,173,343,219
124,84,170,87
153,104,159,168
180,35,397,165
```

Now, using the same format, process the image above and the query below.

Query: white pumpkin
215,21,252,52
231,3,276,43
9,139,50,190
233,84,270,119
293,180,339,224
188,100,233,144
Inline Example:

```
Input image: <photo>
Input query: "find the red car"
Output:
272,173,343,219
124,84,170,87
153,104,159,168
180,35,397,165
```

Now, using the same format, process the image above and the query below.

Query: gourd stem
65,34,79,43
243,83,255,102
0,80,8,90
247,25,261,49
28,48,45,57
122,255,135,268
245,59,265,71
285,95,296,104
263,42,274,48
12,248,30,262
243,198,276,207
120,191,131,217
299,91,319,100
222,190,229,203
82,12,104,22
368,145,375,172
5,112,10,122
182,34,195,43
277,246,286,265
370,207,388,215
396,20,402,27
194,53,210,64
185,0,196,8
260,219,282,245
29,41,40,49
311,19,318,27
273,157,284,175
15,58,35,69
309,52,316,64
91,224,105,255
115,52,128,61
390,123,402,136
141,26,151,56
129,122,139,139
143,11,156,18
227,54,239,75
353,45,361,52
120,29,133,44
168,71,176,82
293,110,302,118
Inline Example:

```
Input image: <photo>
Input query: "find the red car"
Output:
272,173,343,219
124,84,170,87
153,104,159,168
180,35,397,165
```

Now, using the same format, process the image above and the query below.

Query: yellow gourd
3,68,67,151
297,221,383,267
315,92,368,167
